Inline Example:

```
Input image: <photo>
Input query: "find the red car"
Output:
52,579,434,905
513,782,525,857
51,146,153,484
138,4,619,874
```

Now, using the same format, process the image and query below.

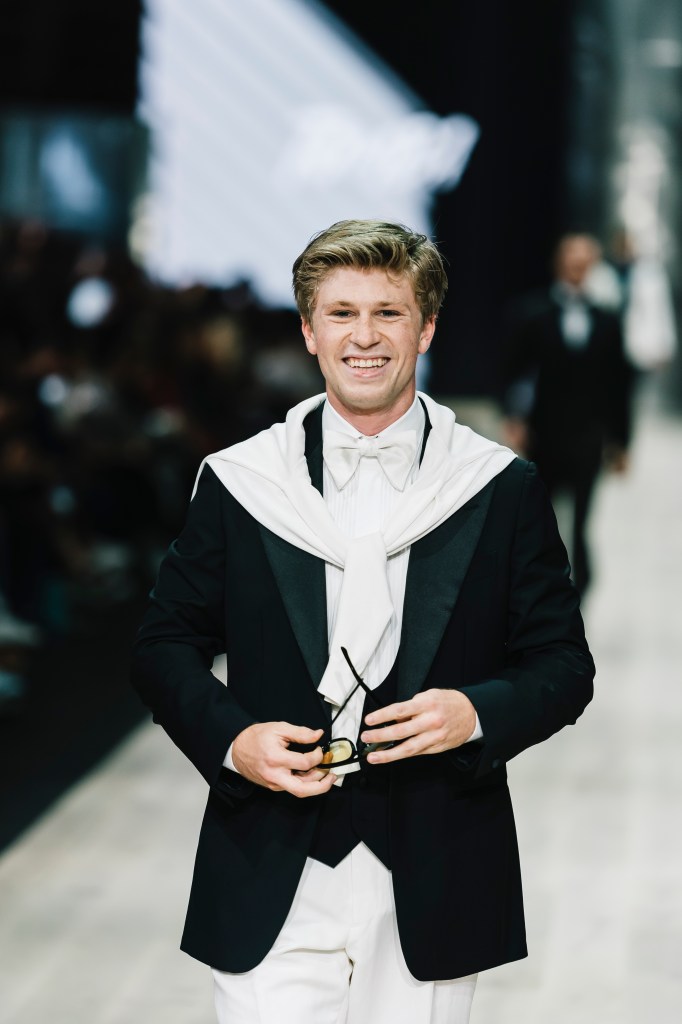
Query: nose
350,313,380,349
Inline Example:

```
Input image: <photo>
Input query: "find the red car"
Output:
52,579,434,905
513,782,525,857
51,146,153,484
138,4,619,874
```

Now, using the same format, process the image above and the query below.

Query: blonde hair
292,219,448,323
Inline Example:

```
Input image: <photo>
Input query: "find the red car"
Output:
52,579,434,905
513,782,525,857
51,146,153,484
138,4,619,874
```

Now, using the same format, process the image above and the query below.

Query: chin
339,390,389,413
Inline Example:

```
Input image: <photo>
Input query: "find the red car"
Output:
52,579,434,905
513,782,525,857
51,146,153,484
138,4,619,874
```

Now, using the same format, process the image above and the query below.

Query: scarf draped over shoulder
194,393,516,706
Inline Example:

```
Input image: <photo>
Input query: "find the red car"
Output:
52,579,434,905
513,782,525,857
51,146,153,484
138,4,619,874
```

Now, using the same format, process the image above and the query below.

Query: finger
279,724,325,744
368,705,454,746
366,732,442,764
266,741,323,770
293,768,329,781
360,716,426,746
296,768,336,786
364,700,417,727
282,770,337,798
277,746,325,773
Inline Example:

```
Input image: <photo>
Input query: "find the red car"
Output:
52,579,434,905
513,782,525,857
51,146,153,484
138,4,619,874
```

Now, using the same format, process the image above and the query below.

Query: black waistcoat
308,657,398,869
304,402,431,871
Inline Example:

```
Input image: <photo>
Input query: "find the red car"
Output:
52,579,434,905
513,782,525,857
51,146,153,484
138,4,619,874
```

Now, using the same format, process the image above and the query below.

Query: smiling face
301,266,436,434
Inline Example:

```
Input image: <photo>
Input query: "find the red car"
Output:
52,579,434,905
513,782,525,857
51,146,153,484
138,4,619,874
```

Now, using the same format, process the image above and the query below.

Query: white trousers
213,844,477,1024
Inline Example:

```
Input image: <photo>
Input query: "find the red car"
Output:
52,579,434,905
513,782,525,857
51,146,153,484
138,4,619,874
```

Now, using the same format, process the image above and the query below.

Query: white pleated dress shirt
321,396,424,761
552,282,593,349
224,394,481,774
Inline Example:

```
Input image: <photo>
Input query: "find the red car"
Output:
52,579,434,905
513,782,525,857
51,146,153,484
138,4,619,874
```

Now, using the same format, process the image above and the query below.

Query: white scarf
195,393,515,706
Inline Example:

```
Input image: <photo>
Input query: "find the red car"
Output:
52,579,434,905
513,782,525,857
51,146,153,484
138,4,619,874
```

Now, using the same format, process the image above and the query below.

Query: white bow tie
323,429,417,491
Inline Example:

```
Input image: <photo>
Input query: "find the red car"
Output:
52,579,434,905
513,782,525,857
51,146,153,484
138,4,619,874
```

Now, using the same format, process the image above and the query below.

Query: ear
301,317,317,355
418,315,436,355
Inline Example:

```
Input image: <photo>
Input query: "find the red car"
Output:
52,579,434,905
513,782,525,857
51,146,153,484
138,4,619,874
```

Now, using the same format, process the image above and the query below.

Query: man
132,220,594,1024
502,233,634,593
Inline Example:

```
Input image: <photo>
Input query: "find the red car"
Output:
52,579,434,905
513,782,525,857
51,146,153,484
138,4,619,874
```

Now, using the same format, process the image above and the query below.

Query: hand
360,689,477,765
231,722,337,797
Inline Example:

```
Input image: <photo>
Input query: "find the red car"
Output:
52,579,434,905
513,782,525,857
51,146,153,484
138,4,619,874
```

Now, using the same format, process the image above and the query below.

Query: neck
325,388,417,436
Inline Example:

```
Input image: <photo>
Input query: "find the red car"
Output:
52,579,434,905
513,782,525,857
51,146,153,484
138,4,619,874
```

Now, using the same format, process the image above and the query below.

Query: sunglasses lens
319,739,356,768
328,739,354,764
361,740,398,755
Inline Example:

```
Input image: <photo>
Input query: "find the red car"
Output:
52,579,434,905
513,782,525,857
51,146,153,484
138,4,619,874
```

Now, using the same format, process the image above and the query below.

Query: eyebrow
321,299,408,308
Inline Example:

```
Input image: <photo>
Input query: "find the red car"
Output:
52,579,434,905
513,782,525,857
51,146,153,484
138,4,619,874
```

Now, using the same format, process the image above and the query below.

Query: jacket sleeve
457,462,594,778
599,312,635,450
130,464,258,787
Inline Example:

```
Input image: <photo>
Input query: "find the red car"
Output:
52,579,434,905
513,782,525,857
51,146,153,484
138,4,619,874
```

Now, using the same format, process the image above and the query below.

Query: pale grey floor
1,401,681,1024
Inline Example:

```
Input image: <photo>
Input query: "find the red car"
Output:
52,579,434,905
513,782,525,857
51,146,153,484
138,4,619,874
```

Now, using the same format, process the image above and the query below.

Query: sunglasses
316,647,399,773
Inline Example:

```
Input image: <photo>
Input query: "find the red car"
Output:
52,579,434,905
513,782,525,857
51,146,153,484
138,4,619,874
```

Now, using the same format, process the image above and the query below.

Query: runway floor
1,399,681,1024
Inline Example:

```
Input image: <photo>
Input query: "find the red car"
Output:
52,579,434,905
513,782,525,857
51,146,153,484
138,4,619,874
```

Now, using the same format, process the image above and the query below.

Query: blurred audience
0,216,321,714
501,233,635,594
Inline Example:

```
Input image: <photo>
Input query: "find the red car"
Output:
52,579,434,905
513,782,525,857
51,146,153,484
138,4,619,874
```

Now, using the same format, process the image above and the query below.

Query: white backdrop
136,0,479,306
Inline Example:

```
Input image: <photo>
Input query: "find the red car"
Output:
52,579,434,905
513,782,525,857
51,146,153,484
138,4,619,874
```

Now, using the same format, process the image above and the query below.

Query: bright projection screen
137,0,479,307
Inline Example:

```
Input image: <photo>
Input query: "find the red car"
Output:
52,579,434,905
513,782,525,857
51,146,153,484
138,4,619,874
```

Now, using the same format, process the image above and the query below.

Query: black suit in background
131,402,594,982
502,294,634,593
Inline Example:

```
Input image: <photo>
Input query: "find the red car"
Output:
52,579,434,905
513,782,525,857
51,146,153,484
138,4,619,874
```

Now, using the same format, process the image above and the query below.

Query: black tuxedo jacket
503,294,634,472
131,402,594,980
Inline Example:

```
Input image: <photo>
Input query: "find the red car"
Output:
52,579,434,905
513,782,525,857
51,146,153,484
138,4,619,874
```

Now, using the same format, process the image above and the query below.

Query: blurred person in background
132,219,594,1024
502,233,635,594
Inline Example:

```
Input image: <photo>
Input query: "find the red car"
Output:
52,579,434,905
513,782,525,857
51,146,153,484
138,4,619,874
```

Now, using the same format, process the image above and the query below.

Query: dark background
1,0,580,395
326,0,576,394
0,0,680,850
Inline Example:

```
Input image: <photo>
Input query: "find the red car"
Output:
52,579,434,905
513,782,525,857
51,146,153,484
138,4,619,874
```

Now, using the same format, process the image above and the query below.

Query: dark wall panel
325,0,574,394
0,1,141,113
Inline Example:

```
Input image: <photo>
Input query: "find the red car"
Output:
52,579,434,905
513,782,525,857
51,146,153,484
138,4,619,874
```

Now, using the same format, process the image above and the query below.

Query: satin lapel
258,404,329,700
398,478,496,701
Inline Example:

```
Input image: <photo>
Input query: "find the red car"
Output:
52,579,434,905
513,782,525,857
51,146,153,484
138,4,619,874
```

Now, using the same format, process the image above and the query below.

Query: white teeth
346,358,388,368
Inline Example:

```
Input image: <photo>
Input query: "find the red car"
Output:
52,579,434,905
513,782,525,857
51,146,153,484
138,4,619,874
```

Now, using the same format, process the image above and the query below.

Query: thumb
279,724,324,744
